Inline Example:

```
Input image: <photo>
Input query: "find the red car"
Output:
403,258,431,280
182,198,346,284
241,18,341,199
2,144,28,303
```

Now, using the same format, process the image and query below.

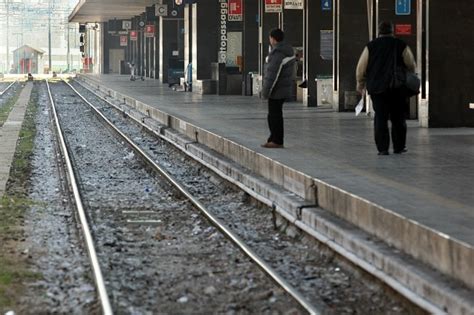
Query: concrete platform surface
0,82,32,198
80,74,474,288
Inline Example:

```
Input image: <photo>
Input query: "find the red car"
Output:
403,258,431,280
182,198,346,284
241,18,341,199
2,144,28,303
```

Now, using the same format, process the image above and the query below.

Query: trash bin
245,72,253,96
315,75,333,105
252,74,262,96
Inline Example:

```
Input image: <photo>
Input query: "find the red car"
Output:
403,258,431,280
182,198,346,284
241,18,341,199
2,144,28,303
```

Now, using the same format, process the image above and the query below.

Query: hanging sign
265,0,282,13
155,4,168,16
395,0,411,15
120,36,128,47
395,24,412,35
228,0,243,21
321,0,332,11
130,31,138,41
122,21,132,30
145,25,155,38
284,0,303,9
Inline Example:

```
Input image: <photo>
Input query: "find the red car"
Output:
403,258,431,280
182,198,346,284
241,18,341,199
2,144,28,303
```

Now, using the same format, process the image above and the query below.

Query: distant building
12,45,45,74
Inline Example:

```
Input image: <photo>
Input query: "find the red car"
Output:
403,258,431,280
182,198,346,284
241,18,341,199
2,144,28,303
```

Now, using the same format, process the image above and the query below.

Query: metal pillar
48,0,52,72
6,0,9,72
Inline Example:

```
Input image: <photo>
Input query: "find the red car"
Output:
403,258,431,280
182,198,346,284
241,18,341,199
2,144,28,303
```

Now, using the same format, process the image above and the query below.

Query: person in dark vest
261,28,296,148
356,21,416,155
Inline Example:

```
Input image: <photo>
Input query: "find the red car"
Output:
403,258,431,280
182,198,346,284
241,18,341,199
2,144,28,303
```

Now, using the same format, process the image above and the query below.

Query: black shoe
378,151,389,156
394,148,408,154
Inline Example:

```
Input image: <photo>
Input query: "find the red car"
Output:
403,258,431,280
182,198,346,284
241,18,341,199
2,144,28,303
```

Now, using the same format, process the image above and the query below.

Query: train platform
78,74,474,292
0,82,32,198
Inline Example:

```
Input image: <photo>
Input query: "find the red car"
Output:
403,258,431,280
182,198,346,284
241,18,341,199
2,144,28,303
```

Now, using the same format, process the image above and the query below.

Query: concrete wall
103,21,127,74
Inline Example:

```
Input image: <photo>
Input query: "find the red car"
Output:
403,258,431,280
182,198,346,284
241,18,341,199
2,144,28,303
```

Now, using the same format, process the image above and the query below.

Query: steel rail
46,80,113,315
65,79,325,315
0,81,17,96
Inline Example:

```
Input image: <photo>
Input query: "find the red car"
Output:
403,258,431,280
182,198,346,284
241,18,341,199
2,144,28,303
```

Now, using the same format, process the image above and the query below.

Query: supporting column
305,1,333,107
282,5,303,102
145,6,156,78
428,1,474,127
242,0,259,95
159,17,183,84
184,4,192,77
191,1,219,93
334,0,369,111
154,18,160,80
140,13,146,79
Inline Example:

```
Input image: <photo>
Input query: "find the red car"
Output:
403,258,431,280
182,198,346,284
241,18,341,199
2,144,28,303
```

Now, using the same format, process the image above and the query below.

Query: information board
228,0,243,21
265,0,282,13
396,0,411,15
321,0,332,11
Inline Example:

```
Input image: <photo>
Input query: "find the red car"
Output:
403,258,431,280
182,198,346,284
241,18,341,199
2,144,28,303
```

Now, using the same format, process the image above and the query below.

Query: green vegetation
0,84,41,311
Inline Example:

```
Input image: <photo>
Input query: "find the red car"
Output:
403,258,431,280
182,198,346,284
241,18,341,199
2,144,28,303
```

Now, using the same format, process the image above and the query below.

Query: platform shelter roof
69,0,156,23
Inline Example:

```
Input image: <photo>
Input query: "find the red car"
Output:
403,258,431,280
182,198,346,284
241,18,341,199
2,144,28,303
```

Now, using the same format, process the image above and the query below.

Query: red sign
395,24,412,35
145,25,155,38
265,0,282,13
228,0,243,21
130,31,138,41
120,36,128,47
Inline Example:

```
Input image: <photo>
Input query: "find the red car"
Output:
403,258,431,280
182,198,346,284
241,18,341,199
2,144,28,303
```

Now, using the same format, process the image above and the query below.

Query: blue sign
321,0,332,11
396,0,411,15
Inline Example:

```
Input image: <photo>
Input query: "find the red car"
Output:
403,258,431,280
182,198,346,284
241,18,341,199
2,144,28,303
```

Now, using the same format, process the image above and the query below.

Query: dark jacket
356,36,416,95
262,41,296,100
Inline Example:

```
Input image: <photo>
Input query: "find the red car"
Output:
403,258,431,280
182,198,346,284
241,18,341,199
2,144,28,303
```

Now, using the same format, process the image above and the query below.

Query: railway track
0,81,17,96
45,79,418,314
46,80,324,314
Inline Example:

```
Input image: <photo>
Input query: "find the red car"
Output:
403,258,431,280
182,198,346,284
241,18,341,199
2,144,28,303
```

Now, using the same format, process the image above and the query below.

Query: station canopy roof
69,0,156,23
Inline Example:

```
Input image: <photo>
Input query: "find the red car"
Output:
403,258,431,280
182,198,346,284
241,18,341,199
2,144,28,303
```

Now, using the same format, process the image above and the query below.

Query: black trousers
370,90,408,152
267,98,285,145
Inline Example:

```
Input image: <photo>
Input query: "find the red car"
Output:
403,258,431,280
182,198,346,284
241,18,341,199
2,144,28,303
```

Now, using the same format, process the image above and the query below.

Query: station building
69,0,474,128
12,45,45,74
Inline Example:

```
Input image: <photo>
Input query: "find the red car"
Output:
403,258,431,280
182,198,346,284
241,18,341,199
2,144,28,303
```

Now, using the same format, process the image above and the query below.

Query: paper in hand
355,96,364,116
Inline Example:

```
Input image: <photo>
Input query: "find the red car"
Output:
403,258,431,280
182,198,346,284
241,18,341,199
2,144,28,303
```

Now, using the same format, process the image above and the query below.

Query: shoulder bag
391,42,420,97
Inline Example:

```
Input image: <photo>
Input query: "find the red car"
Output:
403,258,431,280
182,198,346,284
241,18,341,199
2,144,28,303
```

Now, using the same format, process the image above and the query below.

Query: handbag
405,71,421,97
390,42,420,97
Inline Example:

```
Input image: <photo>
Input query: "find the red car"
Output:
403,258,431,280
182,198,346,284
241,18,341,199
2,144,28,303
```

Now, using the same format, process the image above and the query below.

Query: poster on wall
284,0,303,9
228,0,243,21
265,0,282,13
227,32,242,67
320,30,333,60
